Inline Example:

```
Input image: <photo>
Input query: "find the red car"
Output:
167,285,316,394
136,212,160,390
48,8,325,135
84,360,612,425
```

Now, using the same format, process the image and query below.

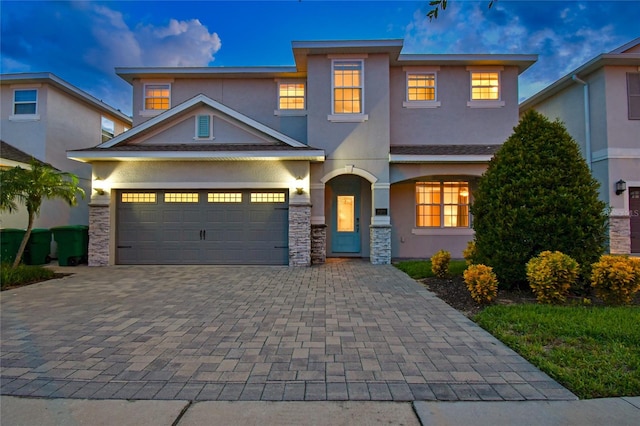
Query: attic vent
196,115,212,139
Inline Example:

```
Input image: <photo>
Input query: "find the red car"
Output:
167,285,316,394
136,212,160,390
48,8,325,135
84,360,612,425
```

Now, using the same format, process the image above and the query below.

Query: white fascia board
98,94,307,149
389,154,493,163
292,39,404,49
116,67,300,83
68,149,325,162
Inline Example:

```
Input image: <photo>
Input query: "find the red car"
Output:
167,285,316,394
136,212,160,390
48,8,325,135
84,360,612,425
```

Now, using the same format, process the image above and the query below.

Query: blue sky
2,1,639,116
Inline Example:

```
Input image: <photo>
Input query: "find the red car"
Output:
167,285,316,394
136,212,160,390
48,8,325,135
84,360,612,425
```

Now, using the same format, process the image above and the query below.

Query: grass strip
394,259,467,279
1,263,55,289
474,304,640,399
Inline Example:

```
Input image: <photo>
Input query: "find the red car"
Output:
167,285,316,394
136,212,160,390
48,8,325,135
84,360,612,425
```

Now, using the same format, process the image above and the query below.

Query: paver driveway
0,260,576,401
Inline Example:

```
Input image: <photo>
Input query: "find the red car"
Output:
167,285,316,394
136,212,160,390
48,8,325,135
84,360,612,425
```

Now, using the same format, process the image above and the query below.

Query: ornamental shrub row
430,250,451,279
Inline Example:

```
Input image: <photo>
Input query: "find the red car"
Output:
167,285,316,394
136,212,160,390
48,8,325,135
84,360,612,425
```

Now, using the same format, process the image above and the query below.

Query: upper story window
13,89,38,115
627,73,640,120
278,82,305,111
329,59,368,122
101,116,115,142
467,67,505,108
333,60,363,114
408,74,436,101
416,181,470,228
403,67,441,108
144,83,170,111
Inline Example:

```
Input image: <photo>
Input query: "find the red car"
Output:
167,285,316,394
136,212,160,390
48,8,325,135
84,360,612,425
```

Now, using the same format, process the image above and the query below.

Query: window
121,193,157,203
195,115,212,139
164,193,199,203
333,60,363,114
101,116,115,142
208,193,242,203
278,82,305,110
251,192,286,203
627,73,640,120
144,84,170,110
407,73,436,101
470,72,500,100
13,89,37,115
416,182,469,228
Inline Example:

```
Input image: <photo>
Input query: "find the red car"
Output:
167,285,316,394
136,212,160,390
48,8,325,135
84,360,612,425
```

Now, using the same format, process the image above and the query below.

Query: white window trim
140,81,172,116
466,66,505,108
274,79,307,116
194,114,214,140
10,88,40,121
329,58,368,122
403,67,441,108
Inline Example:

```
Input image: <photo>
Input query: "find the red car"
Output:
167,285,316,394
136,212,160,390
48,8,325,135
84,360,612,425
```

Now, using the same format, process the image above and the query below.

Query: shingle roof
390,145,502,156
0,140,56,169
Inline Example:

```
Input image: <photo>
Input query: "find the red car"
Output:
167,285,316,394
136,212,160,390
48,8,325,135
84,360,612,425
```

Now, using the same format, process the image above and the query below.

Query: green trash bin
1,228,26,264
24,228,52,265
51,225,89,266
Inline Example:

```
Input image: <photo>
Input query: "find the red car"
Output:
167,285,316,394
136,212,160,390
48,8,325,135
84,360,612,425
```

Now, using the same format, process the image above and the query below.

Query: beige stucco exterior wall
1,82,130,232
390,66,520,146
131,78,307,144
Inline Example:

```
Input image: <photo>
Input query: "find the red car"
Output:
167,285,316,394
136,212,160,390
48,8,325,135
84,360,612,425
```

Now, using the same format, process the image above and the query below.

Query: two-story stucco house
68,40,536,266
520,38,640,255
1,73,132,232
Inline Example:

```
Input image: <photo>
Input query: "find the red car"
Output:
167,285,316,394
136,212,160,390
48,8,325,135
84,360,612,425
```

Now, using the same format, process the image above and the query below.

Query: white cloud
84,5,221,71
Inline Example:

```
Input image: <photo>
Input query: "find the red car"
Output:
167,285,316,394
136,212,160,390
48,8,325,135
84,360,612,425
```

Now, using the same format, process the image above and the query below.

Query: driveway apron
0,261,576,401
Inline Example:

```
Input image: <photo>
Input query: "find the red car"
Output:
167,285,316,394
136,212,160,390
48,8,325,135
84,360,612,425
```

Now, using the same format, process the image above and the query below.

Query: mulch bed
420,276,640,318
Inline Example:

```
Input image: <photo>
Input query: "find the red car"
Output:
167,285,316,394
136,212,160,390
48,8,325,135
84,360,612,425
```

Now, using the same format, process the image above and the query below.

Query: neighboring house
68,39,536,266
520,38,640,255
0,73,132,232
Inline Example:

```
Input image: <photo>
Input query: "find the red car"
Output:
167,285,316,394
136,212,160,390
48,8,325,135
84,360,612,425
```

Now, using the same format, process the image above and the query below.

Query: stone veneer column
609,214,631,254
88,203,110,266
289,203,311,266
311,224,327,264
370,224,392,265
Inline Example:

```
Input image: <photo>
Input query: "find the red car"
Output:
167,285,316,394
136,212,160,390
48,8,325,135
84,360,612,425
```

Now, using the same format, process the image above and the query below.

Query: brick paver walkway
0,260,576,401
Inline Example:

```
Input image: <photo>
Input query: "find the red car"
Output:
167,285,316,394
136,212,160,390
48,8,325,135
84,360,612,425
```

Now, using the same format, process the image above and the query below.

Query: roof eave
67,150,325,163
115,67,303,84
389,154,494,163
521,53,640,111
396,54,538,74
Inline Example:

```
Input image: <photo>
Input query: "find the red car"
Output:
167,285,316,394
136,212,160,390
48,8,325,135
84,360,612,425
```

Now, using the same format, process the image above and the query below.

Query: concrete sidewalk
2,396,639,425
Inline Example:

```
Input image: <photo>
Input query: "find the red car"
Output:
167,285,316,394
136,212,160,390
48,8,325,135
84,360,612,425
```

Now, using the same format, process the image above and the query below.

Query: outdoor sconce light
295,176,304,195
615,179,627,196
93,178,105,195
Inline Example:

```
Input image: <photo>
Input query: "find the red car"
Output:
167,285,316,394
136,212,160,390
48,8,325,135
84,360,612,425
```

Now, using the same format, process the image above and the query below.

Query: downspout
571,75,591,170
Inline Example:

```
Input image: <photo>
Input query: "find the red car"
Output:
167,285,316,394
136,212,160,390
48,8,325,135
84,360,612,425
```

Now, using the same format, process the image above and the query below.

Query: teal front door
331,177,361,253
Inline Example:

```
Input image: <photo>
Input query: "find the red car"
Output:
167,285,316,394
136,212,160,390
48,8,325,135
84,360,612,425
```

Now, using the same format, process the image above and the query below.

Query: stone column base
289,204,311,266
370,224,392,265
609,215,631,254
311,224,327,264
88,204,110,266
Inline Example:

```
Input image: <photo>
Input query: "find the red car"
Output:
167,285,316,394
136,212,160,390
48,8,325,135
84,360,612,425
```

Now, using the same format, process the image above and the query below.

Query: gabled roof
0,140,55,169
0,72,131,124
68,94,324,162
521,38,640,112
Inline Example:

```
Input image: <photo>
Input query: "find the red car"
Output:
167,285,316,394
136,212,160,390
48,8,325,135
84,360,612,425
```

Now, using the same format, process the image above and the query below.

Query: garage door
116,190,288,265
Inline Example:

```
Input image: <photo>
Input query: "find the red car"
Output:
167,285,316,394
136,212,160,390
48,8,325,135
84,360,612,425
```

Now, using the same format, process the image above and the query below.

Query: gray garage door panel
116,189,288,265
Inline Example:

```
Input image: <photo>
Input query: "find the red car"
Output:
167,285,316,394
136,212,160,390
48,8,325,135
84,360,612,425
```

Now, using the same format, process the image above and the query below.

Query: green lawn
474,304,640,399
1,263,55,290
394,259,467,279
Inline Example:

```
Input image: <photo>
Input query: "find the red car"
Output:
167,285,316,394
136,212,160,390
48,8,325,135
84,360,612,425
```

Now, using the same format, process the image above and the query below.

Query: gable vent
196,115,211,139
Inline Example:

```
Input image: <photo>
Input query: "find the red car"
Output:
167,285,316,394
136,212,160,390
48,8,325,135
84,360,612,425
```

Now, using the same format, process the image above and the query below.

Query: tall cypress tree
471,110,608,288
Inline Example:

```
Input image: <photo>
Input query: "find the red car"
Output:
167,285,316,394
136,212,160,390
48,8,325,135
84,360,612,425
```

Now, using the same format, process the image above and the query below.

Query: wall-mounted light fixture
615,179,627,196
296,176,304,195
93,177,106,195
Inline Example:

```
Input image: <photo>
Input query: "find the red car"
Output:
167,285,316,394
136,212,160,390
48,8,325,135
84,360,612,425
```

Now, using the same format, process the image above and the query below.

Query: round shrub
463,264,498,304
431,250,451,279
591,255,640,305
471,111,607,288
526,251,579,305
463,240,476,266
